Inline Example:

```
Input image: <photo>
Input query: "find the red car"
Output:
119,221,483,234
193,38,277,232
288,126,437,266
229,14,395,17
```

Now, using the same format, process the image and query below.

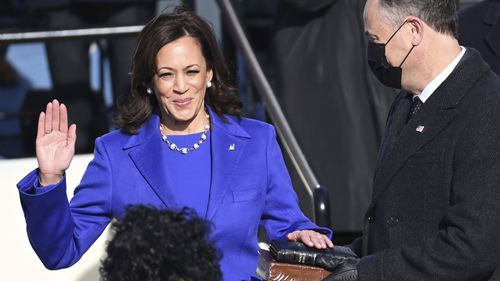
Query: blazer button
387,216,399,227
367,215,375,223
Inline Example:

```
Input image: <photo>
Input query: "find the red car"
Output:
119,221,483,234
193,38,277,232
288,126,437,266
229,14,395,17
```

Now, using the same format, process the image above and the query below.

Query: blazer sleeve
259,125,332,240
17,137,112,269
358,104,500,280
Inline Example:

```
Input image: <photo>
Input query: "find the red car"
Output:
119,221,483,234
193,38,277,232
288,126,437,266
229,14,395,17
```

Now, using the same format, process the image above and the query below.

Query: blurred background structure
0,2,491,278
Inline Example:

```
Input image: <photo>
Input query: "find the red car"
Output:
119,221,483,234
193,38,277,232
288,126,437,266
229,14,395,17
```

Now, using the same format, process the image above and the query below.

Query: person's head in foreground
100,205,222,281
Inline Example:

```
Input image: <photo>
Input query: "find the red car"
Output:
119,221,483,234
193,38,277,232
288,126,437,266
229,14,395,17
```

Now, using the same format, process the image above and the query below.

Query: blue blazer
18,107,331,281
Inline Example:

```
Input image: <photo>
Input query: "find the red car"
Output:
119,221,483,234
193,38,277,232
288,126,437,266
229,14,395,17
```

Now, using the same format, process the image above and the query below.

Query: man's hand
320,257,359,281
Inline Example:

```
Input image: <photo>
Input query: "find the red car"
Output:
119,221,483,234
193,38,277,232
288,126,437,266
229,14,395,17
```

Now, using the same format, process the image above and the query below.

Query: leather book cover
257,249,331,281
269,240,357,267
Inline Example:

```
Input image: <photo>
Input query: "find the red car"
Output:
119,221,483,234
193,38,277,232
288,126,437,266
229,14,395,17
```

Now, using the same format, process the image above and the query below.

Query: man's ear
406,16,424,46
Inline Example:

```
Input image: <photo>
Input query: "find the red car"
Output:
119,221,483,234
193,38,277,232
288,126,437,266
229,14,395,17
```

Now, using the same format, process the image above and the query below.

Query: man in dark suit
458,0,500,76
321,0,500,280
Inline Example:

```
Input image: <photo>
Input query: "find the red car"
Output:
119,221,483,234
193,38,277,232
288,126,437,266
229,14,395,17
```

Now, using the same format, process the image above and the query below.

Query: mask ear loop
384,20,415,68
398,44,415,67
385,21,408,45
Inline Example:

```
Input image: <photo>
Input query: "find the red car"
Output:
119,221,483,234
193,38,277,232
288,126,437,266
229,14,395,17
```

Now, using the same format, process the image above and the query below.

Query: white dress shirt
417,46,466,103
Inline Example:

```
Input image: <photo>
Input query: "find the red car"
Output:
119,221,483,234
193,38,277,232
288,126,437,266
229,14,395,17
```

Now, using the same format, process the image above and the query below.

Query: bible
269,240,358,269
257,248,332,281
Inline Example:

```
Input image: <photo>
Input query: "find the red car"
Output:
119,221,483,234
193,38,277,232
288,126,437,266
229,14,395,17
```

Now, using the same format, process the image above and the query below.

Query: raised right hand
36,99,77,186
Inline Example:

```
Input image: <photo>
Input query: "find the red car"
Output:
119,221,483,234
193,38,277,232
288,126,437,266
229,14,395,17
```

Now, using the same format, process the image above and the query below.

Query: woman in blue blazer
17,8,332,281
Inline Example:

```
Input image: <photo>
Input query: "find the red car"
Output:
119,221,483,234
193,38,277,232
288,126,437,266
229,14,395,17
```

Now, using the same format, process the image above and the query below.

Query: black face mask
367,22,415,89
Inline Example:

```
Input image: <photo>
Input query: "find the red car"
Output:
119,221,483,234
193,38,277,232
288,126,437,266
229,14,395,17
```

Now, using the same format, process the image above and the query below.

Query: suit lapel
125,113,181,209
371,107,458,202
373,93,411,183
369,49,490,208
206,108,251,221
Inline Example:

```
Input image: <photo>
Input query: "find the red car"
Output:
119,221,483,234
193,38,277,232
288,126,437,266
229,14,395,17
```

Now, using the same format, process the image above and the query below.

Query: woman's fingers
44,102,53,134
325,235,334,248
287,230,300,241
287,230,334,249
67,124,77,148
287,230,314,247
37,111,45,139
41,100,69,135
312,233,328,248
303,232,315,247
52,99,60,132
59,103,69,133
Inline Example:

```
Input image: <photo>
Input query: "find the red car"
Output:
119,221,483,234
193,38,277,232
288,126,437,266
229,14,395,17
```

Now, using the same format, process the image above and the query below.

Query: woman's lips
173,98,193,106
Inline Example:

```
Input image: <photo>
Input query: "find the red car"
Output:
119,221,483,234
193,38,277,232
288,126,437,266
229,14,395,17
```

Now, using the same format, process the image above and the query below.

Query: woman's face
152,36,213,126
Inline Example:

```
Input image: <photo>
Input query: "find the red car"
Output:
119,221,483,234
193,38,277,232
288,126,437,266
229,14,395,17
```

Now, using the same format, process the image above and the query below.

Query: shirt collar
417,46,466,103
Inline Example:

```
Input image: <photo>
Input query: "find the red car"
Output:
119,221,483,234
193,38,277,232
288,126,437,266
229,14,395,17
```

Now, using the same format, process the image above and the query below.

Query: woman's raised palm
36,100,77,185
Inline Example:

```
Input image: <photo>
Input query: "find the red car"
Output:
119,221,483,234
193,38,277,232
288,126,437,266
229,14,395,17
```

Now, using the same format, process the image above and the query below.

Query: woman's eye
159,73,172,78
187,70,200,75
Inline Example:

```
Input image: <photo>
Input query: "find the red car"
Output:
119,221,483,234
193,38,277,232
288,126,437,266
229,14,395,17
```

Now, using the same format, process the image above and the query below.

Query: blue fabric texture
164,132,211,218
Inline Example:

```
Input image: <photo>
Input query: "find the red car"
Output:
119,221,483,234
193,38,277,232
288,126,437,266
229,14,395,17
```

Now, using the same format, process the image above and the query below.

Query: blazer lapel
125,113,181,209
369,49,490,208
206,108,251,221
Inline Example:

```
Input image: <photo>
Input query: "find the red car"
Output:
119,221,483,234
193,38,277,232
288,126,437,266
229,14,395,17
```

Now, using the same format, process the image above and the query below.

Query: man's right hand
36,99,77,186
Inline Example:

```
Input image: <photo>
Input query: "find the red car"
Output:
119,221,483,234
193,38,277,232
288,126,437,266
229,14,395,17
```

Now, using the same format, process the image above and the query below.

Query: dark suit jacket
350,49,500,280
459,0,500,76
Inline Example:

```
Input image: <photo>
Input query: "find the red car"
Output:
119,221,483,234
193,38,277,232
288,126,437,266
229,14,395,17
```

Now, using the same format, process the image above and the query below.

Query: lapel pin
416,125,425,133
229,144,236,151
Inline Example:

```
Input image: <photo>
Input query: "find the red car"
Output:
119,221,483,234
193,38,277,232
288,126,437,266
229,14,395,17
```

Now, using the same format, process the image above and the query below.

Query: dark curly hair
115,7,242,134
100,205,222,281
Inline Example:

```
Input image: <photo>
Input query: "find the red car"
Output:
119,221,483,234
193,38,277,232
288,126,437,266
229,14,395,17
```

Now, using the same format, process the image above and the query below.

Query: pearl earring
146,88,153,95
207,81,212,88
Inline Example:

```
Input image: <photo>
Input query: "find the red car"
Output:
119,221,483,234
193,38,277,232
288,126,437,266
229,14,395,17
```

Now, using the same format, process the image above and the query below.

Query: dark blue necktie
407,96,423,122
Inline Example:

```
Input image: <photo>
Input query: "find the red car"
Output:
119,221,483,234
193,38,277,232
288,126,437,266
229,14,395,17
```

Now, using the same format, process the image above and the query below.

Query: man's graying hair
378,0,458,38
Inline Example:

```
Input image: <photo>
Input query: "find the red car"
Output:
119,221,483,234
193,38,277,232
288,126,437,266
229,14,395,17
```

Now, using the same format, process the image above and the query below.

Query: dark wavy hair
115,8,242,134
100,205,222,281
379,0,457,38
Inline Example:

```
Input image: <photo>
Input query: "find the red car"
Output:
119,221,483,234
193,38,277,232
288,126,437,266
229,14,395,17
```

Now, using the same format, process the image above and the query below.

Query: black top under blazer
351,48,500,280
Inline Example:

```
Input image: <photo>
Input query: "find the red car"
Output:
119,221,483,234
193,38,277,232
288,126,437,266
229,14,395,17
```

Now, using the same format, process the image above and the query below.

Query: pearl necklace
159,114,210,155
